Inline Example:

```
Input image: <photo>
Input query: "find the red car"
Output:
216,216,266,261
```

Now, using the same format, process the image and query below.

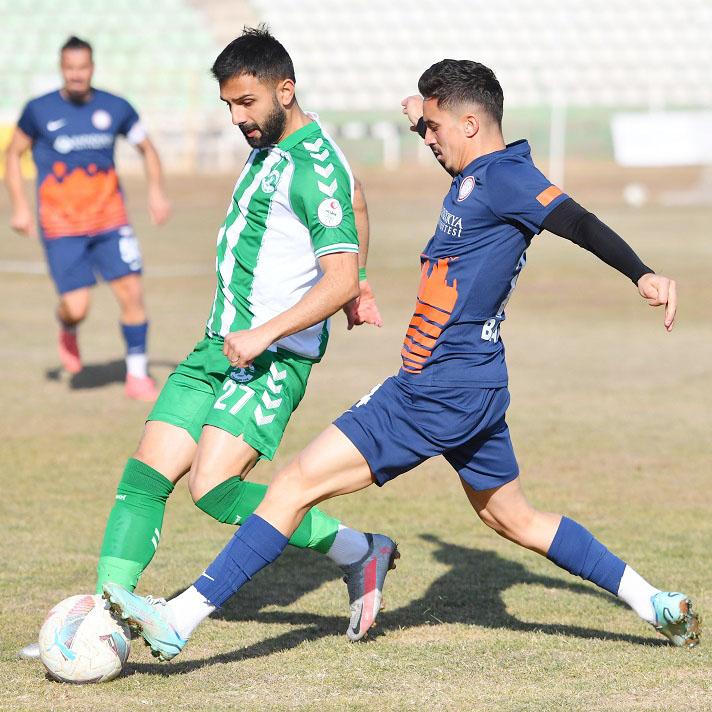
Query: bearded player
104,59,697,661
18,26,394,662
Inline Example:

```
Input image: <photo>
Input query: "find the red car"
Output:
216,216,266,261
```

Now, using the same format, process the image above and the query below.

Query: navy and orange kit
17,89,147,294
335,139,650,490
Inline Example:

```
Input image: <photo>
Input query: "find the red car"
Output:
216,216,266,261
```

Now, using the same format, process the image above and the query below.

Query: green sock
195,477,339,554
95,458,174,594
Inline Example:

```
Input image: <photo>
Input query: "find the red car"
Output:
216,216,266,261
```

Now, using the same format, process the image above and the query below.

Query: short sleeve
117,99,146,144
485,157,569,233
17,102,38,139
290,151,359,259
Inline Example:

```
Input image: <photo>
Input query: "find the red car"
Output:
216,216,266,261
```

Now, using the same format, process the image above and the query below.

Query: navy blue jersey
17,89,144,239
399,140,568,387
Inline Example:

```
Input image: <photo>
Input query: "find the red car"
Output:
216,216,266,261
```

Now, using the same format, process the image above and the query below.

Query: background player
4,36,171,401
104,59,698,660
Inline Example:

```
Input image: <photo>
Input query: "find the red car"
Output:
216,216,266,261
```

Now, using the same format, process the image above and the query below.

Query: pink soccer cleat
58,329,82,374
125,374,159,402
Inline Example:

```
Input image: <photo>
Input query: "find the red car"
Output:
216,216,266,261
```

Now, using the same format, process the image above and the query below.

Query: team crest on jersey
91,110,112,130
458,176,475,202
261,169,281,194
317,198,343,227
230,365,255,383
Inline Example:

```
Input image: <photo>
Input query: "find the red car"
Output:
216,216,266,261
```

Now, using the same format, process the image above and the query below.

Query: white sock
325,525,370,567
166,585,217,640
617,565,660,625
126,352,148,378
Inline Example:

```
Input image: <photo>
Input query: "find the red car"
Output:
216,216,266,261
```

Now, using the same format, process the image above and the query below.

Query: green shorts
148,334,313,459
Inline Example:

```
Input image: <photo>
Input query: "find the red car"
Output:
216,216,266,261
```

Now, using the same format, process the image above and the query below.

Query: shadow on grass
126,532,662,677
45,359,177,389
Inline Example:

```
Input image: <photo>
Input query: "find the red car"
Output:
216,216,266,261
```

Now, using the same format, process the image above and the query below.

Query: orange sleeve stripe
403,337,432,358
406,326,438,349
409,315,442,339
401,346,427,364
413,302,450,326
536,185,563,207
401,364,422,374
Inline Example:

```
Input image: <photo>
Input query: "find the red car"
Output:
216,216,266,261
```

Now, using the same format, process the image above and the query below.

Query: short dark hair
211,24,295,85
61,36,92,56
418,59,503,126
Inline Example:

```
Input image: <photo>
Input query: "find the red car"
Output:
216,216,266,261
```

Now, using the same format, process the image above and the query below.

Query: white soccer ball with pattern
38,594,130,683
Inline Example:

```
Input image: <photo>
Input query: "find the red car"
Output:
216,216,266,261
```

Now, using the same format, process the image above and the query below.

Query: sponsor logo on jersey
91,109,112,130
317,198,343,227
46,118,67,132
458,175,475,202
52,133,114,154
261,169,281,194
438,206,463,237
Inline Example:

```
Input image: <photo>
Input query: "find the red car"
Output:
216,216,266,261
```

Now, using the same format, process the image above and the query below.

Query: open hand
343,278,383,330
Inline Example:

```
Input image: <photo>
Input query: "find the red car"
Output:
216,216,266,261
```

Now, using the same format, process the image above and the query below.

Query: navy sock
193,515,288,608
121,321,148,355
546,516,626,595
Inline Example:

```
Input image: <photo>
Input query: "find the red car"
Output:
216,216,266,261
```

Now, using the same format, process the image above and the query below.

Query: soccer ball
38,594,130,683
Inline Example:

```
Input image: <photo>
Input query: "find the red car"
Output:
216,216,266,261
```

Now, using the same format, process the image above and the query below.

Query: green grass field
1,163,710,710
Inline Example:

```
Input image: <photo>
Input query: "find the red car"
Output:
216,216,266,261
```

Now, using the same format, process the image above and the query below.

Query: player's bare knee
188,467,210,503
59,301,89,324
268,461,315,510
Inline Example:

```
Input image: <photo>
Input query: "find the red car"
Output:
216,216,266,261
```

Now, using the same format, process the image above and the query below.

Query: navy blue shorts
42,225,142,294
333,376,519,491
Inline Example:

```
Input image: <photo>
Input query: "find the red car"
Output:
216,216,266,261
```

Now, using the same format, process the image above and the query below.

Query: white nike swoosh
46,119,67,131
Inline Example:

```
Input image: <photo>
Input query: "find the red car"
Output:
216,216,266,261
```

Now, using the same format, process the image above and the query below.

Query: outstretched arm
342,178,383,329
223,251,360,367
4,126,36,238
136,137,171,225
541,198,676,331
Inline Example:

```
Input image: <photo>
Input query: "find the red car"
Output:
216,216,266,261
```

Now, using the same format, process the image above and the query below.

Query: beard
241,96,287,149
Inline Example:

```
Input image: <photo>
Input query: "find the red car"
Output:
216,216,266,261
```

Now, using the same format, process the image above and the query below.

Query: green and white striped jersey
206,114,359,361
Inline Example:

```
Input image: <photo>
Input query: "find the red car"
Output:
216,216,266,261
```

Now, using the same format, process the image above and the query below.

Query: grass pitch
1,163,710,711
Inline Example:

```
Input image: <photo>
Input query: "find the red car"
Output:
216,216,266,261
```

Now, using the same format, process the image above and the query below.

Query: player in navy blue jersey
5,36,171,401
103,59,699,658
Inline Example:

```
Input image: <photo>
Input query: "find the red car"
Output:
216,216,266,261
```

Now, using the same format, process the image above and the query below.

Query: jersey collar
277,114,321,152
460,139,531,176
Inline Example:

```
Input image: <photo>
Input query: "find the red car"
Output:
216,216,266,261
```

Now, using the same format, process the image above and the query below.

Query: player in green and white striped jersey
91,28,395,640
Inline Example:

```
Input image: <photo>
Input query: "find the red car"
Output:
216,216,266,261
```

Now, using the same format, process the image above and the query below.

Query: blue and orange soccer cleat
103,583,186,661
340,533,400,641
651,592,700,647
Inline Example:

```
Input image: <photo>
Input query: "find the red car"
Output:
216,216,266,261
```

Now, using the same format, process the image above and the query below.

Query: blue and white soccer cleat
340,533,400,641
102,583,186,661
651,592,700,648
